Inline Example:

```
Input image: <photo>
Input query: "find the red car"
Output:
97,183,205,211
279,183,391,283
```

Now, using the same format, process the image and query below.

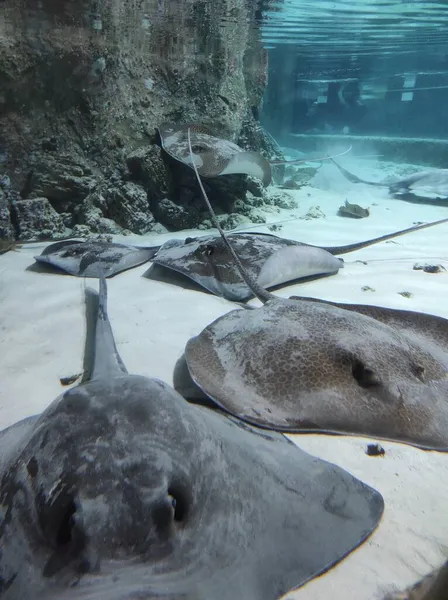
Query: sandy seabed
1,158,447,599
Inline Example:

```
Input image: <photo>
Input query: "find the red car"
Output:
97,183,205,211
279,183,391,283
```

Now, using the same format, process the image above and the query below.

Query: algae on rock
0,0,275,238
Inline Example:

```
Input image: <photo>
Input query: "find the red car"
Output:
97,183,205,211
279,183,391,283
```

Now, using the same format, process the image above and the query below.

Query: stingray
338,199,370,218
33,239,160,278
331,158,448,200
173,128,448,451
158,122,351,187
150,217,448,302
0,277,384,599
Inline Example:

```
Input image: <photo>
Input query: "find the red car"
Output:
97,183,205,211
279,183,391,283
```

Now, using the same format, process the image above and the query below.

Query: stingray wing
34,242,158,277
0,416,38,474
220,150,272,186
290,296,448,369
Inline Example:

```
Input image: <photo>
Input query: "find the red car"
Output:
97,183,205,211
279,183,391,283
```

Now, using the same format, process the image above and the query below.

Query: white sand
0,159,447,598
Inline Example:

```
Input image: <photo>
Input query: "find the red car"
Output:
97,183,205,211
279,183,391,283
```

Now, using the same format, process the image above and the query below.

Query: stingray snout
40,469,192,576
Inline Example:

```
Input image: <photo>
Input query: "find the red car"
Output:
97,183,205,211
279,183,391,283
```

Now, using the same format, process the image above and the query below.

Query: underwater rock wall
0,0,273,239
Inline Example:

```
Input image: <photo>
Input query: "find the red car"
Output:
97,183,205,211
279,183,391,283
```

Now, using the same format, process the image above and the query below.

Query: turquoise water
261,0,448,138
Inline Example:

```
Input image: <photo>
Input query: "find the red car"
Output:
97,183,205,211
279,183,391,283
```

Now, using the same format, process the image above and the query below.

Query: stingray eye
152,484,189,537
192,144,207,154
411,364,425,382
351,360,380,388
168,484,189,522
200,244,214,257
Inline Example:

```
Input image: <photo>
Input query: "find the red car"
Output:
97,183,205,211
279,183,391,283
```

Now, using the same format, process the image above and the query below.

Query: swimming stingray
173,128,448,452
149,218,448,302
33,239,160,278
0,277,384,599
158,122,351,187
331,158,448,199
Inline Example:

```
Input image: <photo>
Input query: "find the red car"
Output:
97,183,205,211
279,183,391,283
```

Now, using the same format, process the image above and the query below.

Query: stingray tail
325,217,448,255
270,144,353,165
187,128,274,305
91,271,128,381
330,158,386,186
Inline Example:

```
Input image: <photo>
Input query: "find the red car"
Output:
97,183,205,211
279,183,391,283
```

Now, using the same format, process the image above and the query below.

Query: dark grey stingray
0,277,384,599
34,240,160,278
158,122,273,186
151,232,342,301
175,127,448,452
151,218,448,302
331,158,448,199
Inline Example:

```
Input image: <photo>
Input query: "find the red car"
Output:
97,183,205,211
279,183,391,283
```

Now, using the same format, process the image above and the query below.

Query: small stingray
33,239,160,278
331,158,448,199
0,277,384,599
338,199,370,218
174,128,448,451
158,122,351,187
151,218,448,302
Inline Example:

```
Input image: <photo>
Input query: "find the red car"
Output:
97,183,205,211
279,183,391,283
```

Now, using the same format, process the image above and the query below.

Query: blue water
260,0,448,138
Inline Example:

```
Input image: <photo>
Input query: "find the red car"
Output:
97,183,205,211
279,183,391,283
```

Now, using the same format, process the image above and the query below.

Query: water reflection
260,0,448,138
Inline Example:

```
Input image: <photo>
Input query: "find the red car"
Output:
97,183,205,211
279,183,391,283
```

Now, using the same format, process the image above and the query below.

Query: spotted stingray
0,276,384,599
150,218,448,302
158,122,351,187
174,128,448,451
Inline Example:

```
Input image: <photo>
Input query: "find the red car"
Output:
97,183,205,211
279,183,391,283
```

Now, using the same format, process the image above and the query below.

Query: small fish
338,199,370,218
0,240,22,254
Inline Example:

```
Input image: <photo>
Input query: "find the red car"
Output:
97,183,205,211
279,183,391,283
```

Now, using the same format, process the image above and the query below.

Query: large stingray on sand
32,220,448,297
0,278,383,599
150,218,448,301
331,158,448,200
174,128,448,452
